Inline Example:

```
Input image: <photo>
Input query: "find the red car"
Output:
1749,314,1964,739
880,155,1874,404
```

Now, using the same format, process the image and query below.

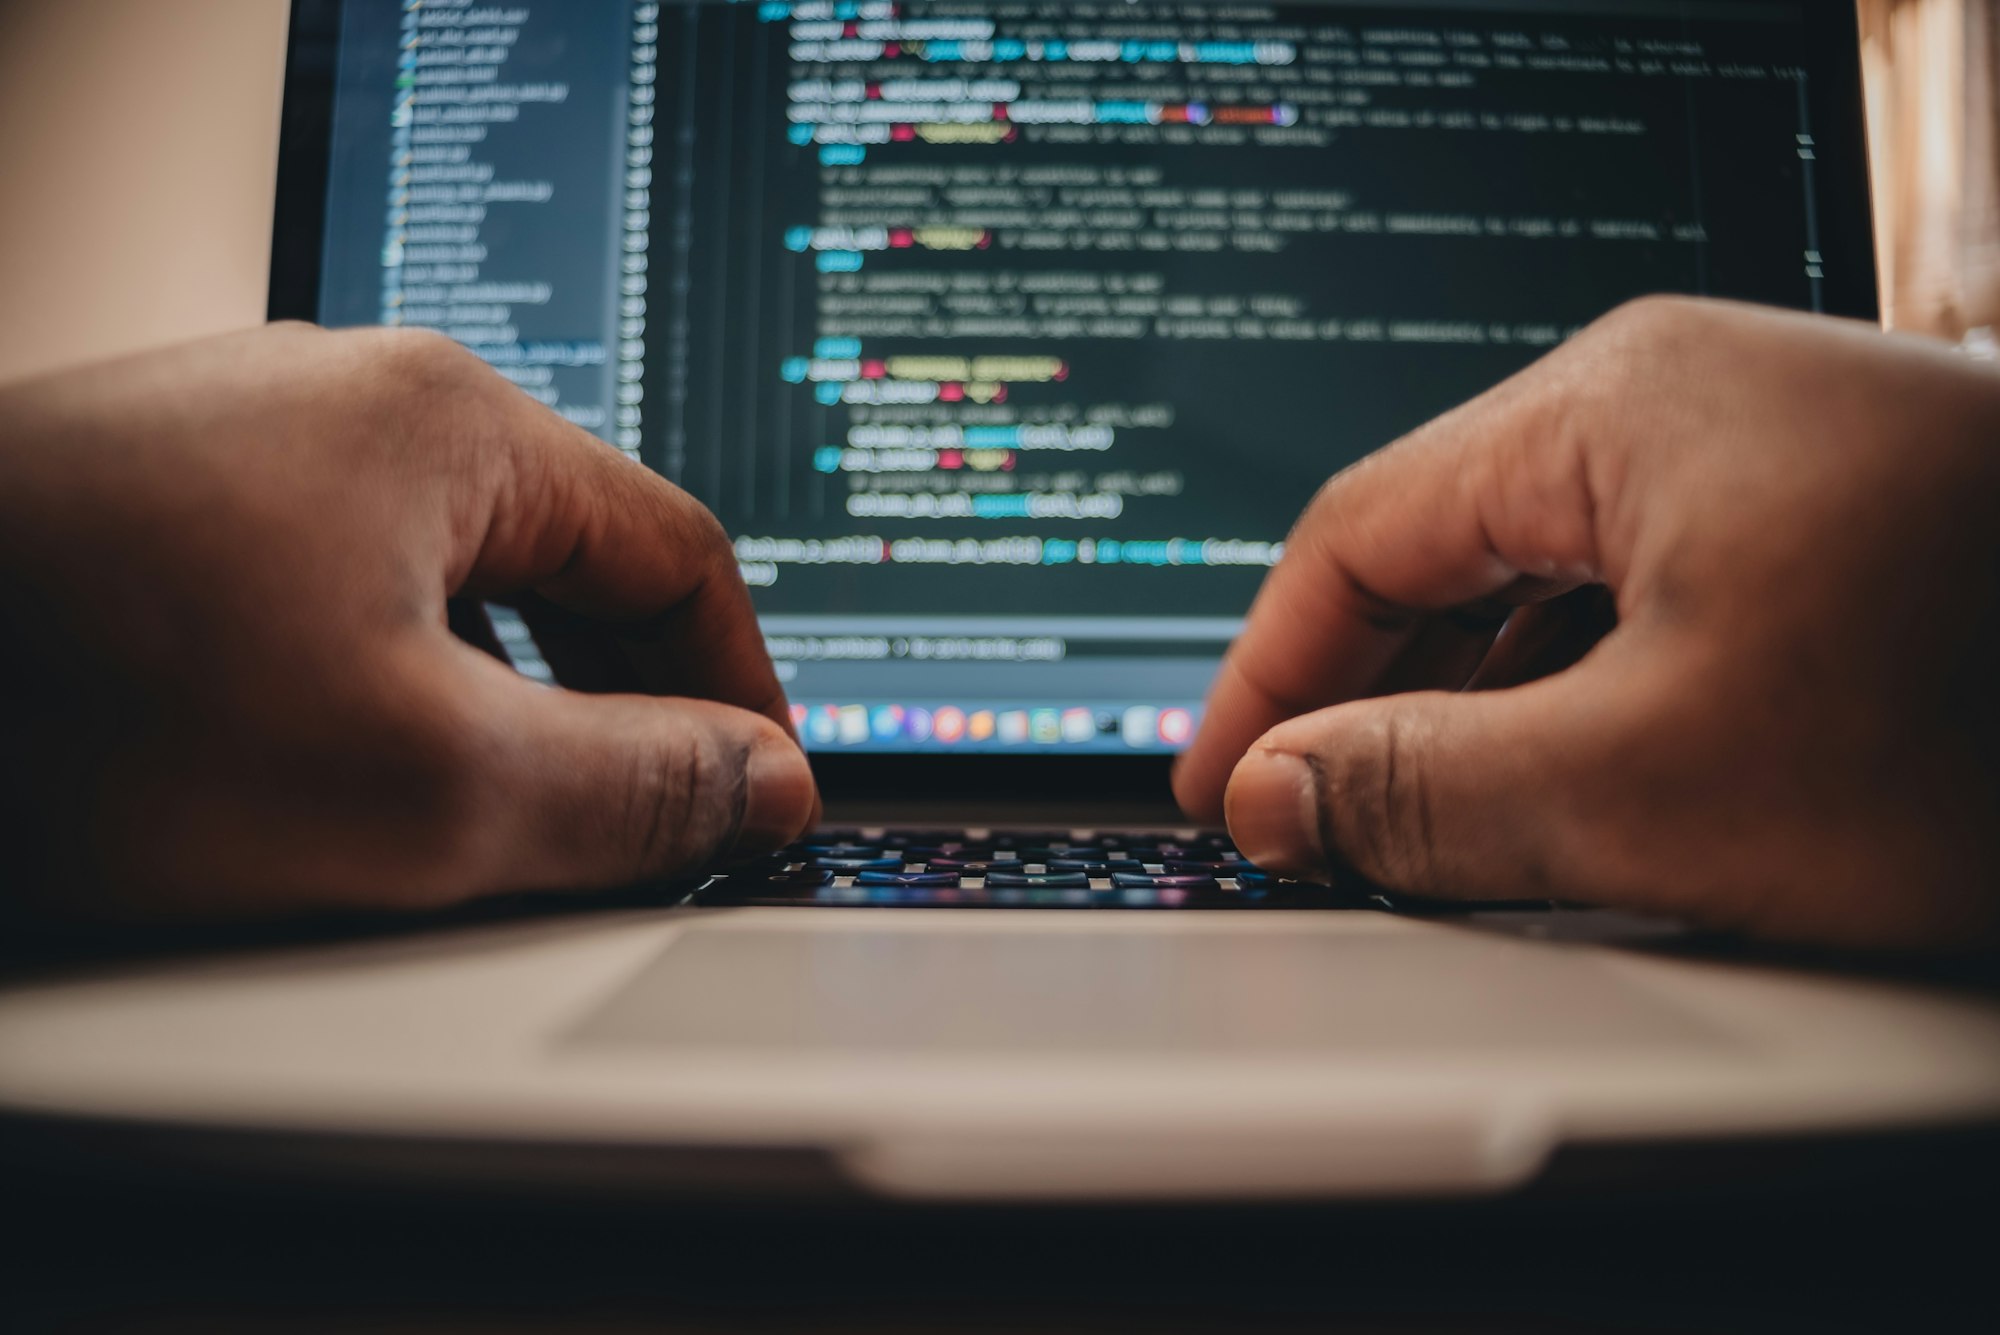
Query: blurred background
0,1,286,380
1861,0,2000,344
0,0,1994,381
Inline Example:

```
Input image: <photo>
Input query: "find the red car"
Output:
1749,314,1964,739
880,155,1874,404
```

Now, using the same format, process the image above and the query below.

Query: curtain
1858,0,2000,342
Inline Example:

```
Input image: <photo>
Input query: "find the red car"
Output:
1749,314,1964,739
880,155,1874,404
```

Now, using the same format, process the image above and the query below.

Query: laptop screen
292,0,1872,756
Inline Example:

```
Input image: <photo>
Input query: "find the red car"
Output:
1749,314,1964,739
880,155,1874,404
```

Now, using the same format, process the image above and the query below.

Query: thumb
470,663,817,894
1224,670,1626,903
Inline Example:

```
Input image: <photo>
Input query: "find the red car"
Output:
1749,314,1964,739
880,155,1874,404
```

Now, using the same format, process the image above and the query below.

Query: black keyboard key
813,856,906,872
984,872,1092,890
718,855,803,875
1048,858,1145,874
926,856,1025,873
855,871,962,888
1035,847,1118,862
1229,871,1398,909
1236,869,1364,889
692,871,836,906
1112,872,1220,891
798,843,882,858
747,868,837,889
1164,859,1255,876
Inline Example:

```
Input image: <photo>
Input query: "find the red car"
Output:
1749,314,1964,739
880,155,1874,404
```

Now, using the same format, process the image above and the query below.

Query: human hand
1175,298,2000,950
0,325,816,923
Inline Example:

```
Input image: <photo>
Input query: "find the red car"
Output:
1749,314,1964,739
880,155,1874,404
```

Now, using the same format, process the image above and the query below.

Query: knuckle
1594,293,1703,342
1530,360,1601,483
1576,295,1727,389
682,498,735,567
356,327,486,405
1521,309,1695,488
1557,297,1732,499
673,499,745,599
374,323,471,367
344,328,510,476
1300,454,1370,528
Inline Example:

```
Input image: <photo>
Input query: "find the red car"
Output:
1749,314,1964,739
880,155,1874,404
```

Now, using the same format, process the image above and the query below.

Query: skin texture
1176,297,2000,952
0,324,818,923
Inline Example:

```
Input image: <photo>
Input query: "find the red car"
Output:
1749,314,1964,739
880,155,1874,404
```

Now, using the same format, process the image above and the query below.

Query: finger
1173,336,1622,823
453,649,818,895
1223,655,1641,904
413,343,795,742
499,589,823,831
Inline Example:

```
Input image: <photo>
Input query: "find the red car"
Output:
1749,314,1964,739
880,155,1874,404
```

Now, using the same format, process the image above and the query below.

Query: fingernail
734,741,817,858
1225,749,1324,874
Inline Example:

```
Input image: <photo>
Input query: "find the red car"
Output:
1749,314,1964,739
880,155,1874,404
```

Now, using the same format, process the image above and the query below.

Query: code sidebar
323,0,641,449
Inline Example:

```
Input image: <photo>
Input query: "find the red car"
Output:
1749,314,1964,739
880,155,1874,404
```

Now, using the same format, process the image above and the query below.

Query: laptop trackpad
567,922,1725,1055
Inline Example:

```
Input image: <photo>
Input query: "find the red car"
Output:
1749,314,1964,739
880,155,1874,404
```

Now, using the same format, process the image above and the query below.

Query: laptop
3,0,1997,1203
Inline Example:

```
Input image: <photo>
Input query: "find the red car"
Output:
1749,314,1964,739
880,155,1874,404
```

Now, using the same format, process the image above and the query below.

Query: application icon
904,707,934,743
933,707,967,744
968,710,996,742
1060,708,1095,743
871,704,905,741
839,704,870,745
1121,706,1158,748
998,710,1031,744
789,703,809,731
1030,709,1061,744
808,705,840,746
1157,707,1194,747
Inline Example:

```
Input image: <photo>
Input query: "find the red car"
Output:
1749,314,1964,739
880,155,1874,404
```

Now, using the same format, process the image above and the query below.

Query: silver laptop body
5,0,1995,1203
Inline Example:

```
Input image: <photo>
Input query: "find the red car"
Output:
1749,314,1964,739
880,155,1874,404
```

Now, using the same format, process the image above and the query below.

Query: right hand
1176,298,2000,951
0,324,816,925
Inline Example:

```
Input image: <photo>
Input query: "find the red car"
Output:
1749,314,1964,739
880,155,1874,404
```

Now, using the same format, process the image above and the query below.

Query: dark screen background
646,1,1840,618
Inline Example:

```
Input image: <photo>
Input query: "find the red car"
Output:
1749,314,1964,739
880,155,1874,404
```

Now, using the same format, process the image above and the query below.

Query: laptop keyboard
691,829,1562,913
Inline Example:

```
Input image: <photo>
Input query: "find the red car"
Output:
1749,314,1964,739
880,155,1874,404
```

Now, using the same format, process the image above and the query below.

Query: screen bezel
268,0,342,328
267,0,1878,806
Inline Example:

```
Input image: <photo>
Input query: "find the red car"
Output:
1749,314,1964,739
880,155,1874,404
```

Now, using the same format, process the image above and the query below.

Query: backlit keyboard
691,829,1562,913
